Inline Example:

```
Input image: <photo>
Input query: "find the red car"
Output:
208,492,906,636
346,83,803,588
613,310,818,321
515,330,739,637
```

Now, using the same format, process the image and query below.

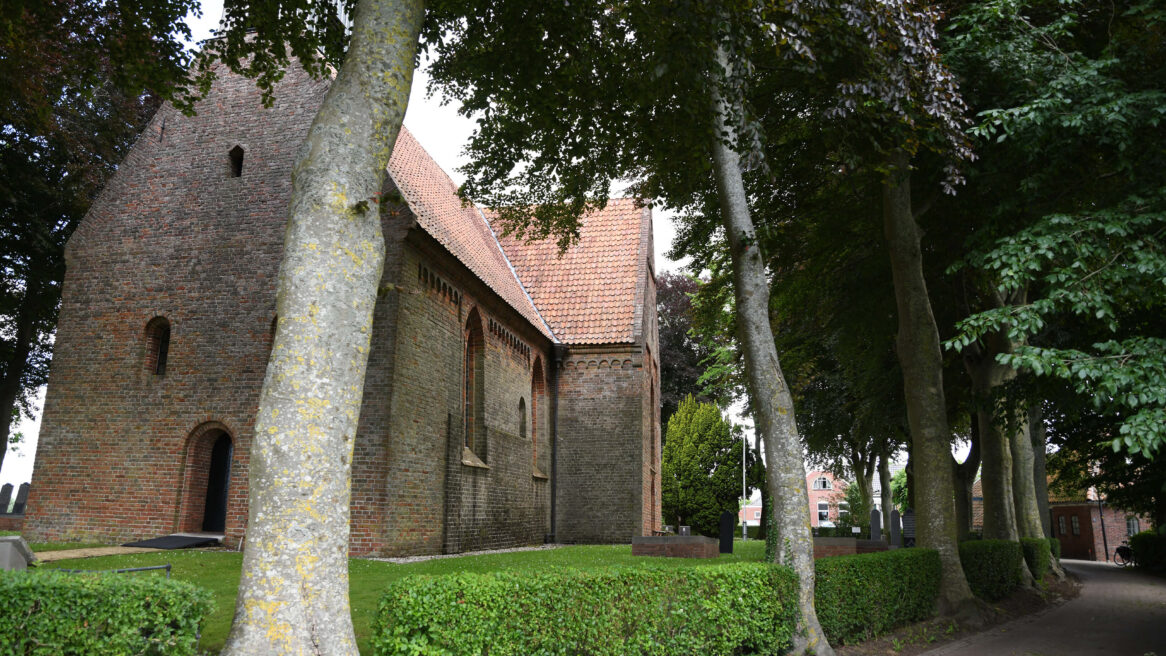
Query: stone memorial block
890,509,901,548
12,483,29,514
718,510,735,554
870,508,882,540
0,536,35,571
678,525,691,536
0,484,11,513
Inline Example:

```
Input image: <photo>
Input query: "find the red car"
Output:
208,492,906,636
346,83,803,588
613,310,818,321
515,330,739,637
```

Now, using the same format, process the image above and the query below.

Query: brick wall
24,61,657,556
24,64,330,547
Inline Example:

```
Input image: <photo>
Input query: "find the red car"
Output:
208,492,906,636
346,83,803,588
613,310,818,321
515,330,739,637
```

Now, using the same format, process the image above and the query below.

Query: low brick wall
632,535,719,558
0,515,24,532
814,537,889,559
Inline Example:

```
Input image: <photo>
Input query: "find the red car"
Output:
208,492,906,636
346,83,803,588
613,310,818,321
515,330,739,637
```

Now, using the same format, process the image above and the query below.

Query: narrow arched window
531,358,547,475
229,145,244,177
463,309,485,460
145,316,171,376
518,398,527,440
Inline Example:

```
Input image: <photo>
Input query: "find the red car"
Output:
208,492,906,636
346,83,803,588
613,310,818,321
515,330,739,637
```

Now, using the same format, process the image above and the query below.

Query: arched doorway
202,433,233,532
178,423,235,534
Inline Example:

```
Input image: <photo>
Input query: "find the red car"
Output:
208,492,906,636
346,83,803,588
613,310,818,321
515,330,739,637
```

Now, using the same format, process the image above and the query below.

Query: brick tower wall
24,65,330,547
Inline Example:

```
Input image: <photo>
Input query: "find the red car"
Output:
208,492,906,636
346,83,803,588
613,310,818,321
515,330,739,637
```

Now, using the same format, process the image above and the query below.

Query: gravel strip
365,543,563,564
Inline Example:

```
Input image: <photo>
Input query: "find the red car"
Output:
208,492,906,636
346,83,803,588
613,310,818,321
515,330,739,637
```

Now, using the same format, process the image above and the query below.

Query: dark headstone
11,483,29,514
0,484,11,513
718,511,735,554
902,508,916,548
678,525,691,536
870,508,882,540
890,509,902,548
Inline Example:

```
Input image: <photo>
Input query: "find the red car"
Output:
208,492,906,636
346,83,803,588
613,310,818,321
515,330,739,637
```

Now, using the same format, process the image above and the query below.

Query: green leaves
0,570,214,655
373,564,800,655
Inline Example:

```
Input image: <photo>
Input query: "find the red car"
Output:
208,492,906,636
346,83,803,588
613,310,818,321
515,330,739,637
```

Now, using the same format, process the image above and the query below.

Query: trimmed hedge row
374,564,799,655
1020,537,1052,581
0,570,214,655
1130,530,1166,572
815,548,941,644
1049,536,1061,562
959,539,1024,601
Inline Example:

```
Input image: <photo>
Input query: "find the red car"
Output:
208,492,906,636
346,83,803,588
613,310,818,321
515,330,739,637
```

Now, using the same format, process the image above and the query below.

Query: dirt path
35,546,163,562
920,559,1166,656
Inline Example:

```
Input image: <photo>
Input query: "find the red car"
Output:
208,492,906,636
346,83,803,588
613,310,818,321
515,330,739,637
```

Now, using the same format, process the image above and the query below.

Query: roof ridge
478,208,559,343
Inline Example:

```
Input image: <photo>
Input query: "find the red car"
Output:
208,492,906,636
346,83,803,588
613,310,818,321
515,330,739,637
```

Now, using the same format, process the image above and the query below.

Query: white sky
0,2,688,489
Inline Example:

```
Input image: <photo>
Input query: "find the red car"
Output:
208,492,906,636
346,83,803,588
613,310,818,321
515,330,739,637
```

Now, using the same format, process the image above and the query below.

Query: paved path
35,546,162,562
922,559,1166,656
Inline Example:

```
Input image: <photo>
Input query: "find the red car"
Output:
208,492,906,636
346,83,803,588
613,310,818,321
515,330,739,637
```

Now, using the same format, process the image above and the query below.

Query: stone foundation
631,535,719,558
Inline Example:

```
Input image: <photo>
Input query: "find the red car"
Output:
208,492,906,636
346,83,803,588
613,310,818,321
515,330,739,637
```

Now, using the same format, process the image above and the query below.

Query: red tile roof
495,198,649,344
388,128,553,339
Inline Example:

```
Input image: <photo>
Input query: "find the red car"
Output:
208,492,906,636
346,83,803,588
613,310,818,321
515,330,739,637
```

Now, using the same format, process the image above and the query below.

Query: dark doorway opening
202,433,233,532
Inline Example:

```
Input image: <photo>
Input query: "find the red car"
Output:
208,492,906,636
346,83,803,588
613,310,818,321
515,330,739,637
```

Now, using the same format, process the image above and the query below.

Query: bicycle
1114,542,1135,567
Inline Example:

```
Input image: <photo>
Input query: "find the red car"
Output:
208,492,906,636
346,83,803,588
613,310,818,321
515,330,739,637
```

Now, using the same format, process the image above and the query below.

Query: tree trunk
1030,405,1051,538
879,452,893,539
221,1,424,654
0,279,40,474
952,423,980,541
881,152,977,617
964,344,1019,542
1011,414,1044,540
710,50,833,656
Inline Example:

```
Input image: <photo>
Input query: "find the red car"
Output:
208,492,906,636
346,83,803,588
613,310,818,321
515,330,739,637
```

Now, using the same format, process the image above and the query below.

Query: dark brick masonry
23,62,660,556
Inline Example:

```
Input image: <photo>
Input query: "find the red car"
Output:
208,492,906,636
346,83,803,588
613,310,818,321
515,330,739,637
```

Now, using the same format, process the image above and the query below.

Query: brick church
23,63,661,557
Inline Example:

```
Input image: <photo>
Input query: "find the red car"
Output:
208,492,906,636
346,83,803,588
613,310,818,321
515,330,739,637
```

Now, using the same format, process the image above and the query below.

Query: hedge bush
1020,537,1052,582
0,570,214,655
959,539,1024,601
1048,537,1061,562
374,563,799,655
1130,530,1166,572
815,548,941,644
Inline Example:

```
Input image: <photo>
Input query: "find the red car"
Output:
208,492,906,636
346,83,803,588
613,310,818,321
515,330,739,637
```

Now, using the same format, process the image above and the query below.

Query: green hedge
1130,530,1166,572
374,564,799,655
959,539,1024,601
815,548,941,644
0,570,214,655
1020,537,1052,582
1048,537,1061,562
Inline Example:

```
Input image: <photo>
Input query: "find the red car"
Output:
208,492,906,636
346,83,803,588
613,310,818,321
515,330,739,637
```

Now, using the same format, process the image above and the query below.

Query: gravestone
678,525,691,536
0,484,11,513
0,536,35,571
718,510,735,554
902,509,916,548
890,509,902,548
12,483,29,514
870,508,882,541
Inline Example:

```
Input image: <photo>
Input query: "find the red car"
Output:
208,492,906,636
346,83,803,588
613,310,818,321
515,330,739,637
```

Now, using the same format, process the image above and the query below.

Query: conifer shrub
959,539,1024,600
0,570,214,655
814,548,941,644
1020,537,1052,581
373,563,798,655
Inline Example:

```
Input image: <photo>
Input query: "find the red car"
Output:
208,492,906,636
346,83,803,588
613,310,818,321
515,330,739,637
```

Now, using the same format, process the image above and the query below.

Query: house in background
807,471,847,528
1049,488,1149,561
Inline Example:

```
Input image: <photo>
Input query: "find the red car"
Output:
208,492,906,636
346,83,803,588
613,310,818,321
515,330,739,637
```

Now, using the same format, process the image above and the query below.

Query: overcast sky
0,2,693,490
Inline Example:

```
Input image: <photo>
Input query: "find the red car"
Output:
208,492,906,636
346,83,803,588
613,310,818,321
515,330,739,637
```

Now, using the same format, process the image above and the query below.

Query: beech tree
657,273,724,429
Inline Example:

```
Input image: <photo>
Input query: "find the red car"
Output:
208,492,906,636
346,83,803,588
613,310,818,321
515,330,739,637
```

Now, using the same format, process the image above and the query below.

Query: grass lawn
36,540,767,654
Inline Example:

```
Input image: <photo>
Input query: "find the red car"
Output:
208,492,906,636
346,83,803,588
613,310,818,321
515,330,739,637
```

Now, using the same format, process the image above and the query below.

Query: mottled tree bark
1030,405,1052,539
881,152,977,617
710,53,833,656
222,1,424,654
1011,417,1044,539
